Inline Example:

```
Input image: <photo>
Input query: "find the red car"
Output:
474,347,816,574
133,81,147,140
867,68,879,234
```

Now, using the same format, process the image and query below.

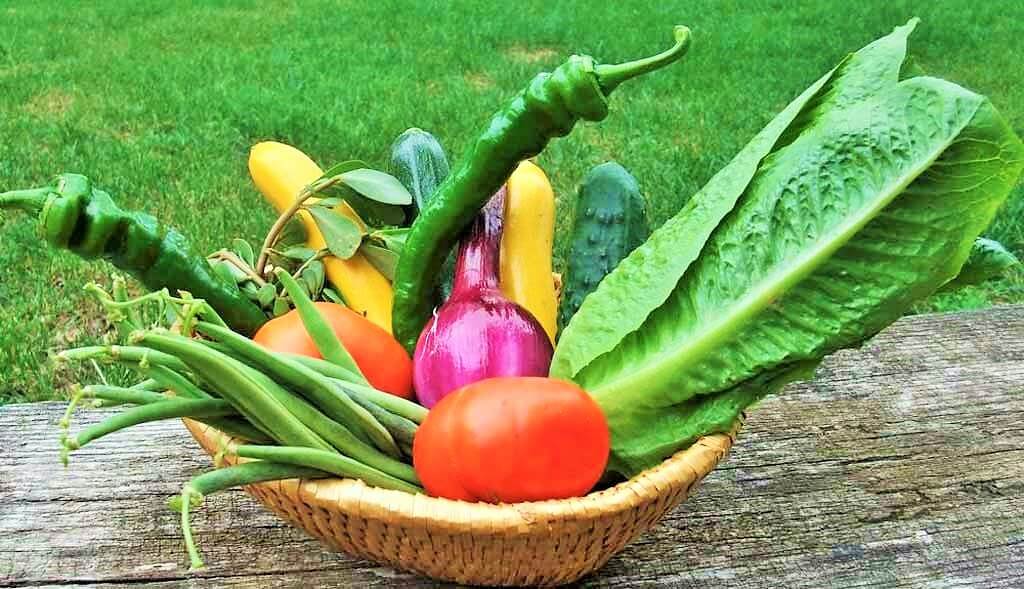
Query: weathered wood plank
1,306,1022,588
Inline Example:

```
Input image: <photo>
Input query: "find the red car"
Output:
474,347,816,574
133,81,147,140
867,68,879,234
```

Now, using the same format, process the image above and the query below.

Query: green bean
275,269,364,379
136,331,333,452
143,364,209,399
234,445,423,494
399,439,414,458
84,382,270,442
335,379,428,425
58,387,87,457
199,338,239,360
65,399,235,452
174,461,330,570
193,321,398,457
108,276,142,338
68,346,206,400
227,359,418,483
82,385,167,406
287,354,427,424
284,352,362,382
349,394,418,447
200,418,274,443
131,378,163,391
204,343,370,445
59,345,190,374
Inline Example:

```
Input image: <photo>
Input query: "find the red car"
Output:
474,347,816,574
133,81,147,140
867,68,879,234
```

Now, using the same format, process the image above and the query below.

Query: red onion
413,187,553,408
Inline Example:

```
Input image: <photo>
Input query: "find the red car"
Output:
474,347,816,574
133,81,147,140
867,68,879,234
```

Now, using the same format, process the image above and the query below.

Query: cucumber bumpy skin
557,161,650,333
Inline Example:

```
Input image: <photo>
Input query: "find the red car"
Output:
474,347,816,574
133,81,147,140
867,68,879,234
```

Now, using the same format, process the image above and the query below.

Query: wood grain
1,306,1022,588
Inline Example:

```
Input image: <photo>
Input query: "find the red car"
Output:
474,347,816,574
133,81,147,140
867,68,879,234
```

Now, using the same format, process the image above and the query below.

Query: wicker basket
184,418,740,586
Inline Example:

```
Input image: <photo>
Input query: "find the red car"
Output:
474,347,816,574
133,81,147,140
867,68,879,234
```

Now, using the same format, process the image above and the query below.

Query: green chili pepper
0,174,268,335
390,27,691,350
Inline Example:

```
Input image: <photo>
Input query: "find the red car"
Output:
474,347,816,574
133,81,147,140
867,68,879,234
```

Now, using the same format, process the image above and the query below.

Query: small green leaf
302,260,326,297
257,283,277,307
339,168,413,205
307,208,364,259
321,288,346,306
281,246,318,262
276,217,308,250
346,192,406,227
272,296,291,317
231,239,256,267
360,243,400,281
318,160,368,181
370,227,410,254
241,282,261,297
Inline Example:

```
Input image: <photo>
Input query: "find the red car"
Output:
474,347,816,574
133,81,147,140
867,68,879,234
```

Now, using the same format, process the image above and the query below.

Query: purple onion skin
413,187,553,408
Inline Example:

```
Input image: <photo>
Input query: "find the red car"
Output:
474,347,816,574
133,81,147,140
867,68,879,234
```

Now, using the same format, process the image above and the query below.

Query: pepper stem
595,25,691,94
0,187,52,214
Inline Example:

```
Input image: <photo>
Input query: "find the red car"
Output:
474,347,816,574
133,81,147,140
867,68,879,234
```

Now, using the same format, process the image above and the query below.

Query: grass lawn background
1,1,1021,403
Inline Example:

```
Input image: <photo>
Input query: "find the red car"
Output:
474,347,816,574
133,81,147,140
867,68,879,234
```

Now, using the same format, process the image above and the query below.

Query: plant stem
594,25,691,94
290,248,330,282
208,250,268,287
254,175,341,277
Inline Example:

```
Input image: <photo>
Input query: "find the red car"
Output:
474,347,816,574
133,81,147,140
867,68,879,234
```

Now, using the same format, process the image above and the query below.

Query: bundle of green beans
58,272,427,570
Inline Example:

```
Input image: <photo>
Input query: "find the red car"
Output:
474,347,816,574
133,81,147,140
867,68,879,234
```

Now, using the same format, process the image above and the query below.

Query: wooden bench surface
1,306,1022,588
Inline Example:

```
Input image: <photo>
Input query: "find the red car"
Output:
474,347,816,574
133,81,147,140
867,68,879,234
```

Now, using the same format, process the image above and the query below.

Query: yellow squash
499,160,558,342
248,141,393,332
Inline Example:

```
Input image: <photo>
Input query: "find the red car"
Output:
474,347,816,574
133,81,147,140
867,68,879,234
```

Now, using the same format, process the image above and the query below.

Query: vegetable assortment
1,19,1022,573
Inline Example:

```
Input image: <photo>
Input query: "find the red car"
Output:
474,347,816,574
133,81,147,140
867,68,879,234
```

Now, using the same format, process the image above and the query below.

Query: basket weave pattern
184,418,739,586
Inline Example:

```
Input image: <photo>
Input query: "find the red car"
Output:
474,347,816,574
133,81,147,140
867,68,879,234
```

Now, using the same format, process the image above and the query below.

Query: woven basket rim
184,417,740,531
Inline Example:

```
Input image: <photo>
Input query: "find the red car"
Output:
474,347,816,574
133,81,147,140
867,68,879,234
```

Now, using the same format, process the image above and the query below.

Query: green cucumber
387,127,457,300
388,128,450,220
558,162,649,333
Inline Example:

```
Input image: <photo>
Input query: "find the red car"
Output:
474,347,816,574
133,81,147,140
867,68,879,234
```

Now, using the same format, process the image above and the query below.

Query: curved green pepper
0,174,268,335
391,26,692,351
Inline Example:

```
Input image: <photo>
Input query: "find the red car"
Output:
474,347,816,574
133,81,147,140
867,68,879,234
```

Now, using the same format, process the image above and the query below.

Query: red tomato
413,377,609,503
253,302,413,398
411,392,476,501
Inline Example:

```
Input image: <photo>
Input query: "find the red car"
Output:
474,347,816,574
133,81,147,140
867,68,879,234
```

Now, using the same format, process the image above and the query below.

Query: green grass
1,1,1022,402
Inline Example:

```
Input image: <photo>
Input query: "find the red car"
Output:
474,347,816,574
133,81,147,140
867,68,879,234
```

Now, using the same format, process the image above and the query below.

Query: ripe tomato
413,377,609,503
409,392,476,501
253,302,413,398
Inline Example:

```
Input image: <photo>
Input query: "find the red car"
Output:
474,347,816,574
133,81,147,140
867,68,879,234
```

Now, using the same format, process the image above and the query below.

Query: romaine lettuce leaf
554,21,1024,475
552,19,921,382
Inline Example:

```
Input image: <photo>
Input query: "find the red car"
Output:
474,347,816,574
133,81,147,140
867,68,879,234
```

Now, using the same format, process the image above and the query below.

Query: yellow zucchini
499,160,557,342
248,141,393,332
